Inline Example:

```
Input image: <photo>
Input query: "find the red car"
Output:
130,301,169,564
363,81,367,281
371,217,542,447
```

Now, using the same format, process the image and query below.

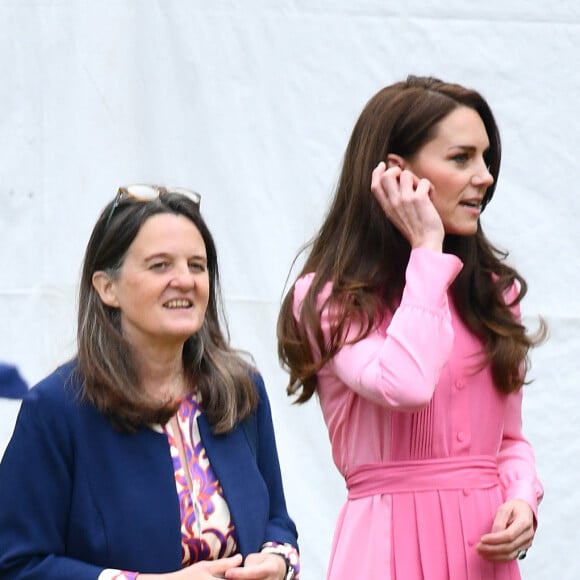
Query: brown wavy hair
278,75,546,403
77,192,258,432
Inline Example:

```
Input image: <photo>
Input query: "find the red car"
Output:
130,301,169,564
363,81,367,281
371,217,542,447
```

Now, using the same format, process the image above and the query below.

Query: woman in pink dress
277,75,545,579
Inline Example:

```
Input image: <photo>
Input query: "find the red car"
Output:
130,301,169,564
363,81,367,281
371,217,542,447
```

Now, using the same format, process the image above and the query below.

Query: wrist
272,553,296,580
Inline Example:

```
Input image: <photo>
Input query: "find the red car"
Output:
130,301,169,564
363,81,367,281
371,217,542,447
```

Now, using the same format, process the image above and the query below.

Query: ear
92,271,120,308
386,154,406,169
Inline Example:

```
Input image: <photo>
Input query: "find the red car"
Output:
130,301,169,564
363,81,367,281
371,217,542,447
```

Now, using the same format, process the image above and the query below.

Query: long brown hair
278,75,546,403
77,192,258,433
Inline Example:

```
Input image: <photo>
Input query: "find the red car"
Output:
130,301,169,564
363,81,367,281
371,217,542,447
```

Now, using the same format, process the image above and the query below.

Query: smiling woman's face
406,106,495,236
93,213,210,350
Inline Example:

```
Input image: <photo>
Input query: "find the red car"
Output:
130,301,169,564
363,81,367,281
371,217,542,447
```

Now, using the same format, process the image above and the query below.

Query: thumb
491,503,513,533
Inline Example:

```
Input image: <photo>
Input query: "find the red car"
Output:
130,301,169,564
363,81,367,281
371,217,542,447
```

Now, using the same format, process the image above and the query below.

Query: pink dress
292,248,543,580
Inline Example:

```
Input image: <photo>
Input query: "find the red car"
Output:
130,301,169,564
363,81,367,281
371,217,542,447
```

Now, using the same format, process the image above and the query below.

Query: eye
451,152,469,164
189,261,207,272
149,261,169,271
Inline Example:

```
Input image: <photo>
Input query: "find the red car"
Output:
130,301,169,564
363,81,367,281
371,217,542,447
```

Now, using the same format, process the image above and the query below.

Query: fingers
370,161,444,250
170,554,243,579
477,500,535,561
371,163,430,208
399,170,433,199
207,554,243,577
489,502,513,534
370,162,399,213
225,552,286,579
477,538,534,562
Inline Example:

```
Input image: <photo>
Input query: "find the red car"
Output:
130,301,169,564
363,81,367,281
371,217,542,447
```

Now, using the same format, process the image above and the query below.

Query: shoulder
247,372,275,426
7,360,86,461
292,272,333,314
293,272,316,300
248,372,272,415
293,272,332,300
22,359,83,416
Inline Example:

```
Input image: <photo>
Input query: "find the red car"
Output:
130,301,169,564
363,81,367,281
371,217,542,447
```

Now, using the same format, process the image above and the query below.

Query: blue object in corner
0,363,28,399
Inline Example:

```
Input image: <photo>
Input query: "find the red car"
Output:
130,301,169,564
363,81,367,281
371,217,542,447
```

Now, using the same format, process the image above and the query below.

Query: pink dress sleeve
496,283,544,516
497,388,544,518
294,248,463,410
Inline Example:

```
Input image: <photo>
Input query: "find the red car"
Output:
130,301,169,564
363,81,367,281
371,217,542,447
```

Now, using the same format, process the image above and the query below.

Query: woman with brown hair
278,76,544,579
0,186,299,580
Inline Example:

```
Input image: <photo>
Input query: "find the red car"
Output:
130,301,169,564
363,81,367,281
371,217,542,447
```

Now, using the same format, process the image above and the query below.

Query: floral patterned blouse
99,396,299,579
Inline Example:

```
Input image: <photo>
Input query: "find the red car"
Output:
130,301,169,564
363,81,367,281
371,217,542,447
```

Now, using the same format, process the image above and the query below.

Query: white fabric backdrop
1,1,579,578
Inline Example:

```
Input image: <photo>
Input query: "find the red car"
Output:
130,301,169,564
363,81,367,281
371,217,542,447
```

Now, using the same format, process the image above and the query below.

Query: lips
459,199,483,209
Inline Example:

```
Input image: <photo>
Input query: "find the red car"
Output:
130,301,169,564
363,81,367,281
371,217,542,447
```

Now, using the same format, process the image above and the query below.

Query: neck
132,344,189,401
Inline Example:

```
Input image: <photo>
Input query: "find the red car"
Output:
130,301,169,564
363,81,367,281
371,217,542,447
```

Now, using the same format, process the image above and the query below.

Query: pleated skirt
327,485,522,580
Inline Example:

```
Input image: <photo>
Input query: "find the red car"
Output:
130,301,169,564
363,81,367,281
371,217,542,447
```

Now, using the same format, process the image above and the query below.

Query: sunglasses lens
105,185,201,232
169,187,202,206
123,184,161,200
121,185,200,207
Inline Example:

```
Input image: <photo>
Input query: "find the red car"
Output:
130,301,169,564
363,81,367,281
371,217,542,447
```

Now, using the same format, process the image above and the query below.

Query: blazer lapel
197,414,269,556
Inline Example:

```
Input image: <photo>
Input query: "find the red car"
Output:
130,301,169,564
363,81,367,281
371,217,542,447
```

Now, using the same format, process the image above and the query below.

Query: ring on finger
516,548,527,560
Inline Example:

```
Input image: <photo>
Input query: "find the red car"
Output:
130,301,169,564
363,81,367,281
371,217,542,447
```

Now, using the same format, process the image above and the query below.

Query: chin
445,223,479,237
164,325,204,342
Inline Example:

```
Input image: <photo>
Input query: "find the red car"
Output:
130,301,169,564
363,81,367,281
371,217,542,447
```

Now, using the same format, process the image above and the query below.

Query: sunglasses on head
104,184,202,231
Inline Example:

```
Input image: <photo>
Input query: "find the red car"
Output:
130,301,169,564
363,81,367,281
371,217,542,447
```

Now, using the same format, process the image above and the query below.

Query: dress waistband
346,455,499,499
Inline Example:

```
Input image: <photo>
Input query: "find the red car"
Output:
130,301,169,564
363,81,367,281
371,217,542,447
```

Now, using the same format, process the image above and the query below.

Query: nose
169,263,195,288
471,160,494,187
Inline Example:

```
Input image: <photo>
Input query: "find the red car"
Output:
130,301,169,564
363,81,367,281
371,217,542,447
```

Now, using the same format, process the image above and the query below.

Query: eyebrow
447,145,489,153
143,252,207,263
448,145,475,152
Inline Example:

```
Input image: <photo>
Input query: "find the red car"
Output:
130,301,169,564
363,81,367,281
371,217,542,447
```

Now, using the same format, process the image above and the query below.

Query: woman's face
94,213,210,350
405,106,494,236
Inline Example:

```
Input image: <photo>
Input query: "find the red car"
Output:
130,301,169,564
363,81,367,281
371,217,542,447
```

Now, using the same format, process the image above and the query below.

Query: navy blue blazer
0,361,298,579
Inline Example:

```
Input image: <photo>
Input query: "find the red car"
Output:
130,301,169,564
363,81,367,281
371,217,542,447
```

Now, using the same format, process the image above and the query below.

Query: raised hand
370,162,444,251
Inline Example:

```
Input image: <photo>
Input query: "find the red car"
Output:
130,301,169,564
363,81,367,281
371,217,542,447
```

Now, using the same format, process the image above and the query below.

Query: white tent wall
1,1,578,578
